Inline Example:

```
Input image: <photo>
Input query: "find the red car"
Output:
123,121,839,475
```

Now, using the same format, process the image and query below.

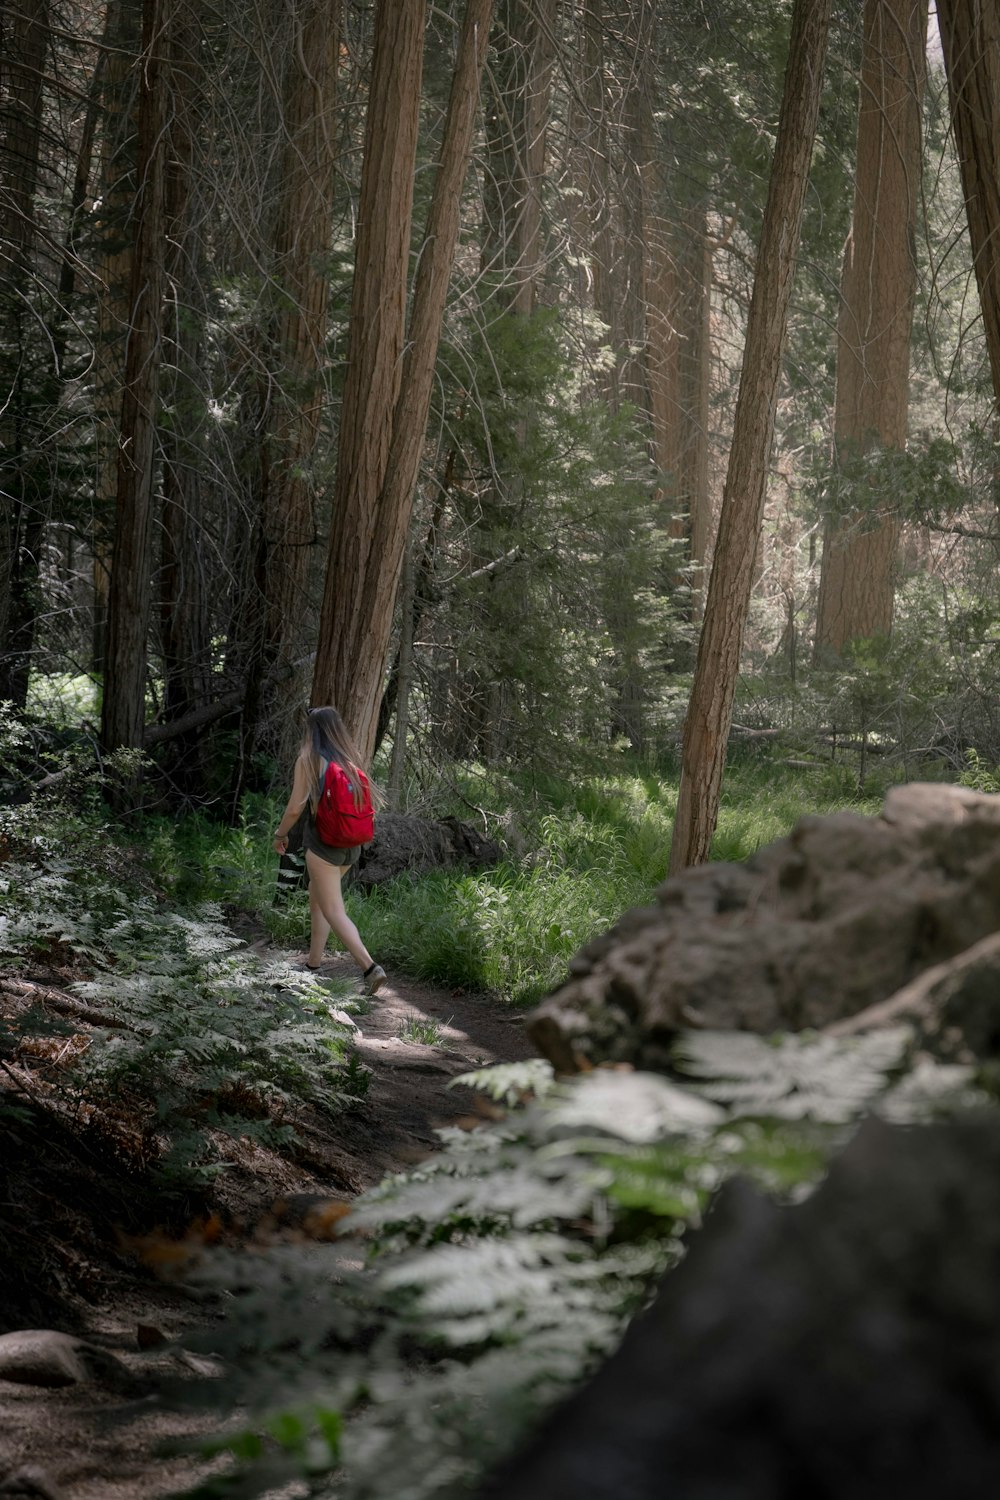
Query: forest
3,0,1000,1495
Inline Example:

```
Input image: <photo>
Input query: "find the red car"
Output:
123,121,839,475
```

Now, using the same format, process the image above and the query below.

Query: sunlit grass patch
712,761,885,862
149,759,900,1008
26,672,99,723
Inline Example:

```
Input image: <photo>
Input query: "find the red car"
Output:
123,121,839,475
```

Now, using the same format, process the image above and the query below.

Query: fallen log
356,812,501,888
0,978,131,1031
277,810,502,893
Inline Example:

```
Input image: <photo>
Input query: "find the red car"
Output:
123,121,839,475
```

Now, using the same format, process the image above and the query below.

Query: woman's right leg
304,850,374,972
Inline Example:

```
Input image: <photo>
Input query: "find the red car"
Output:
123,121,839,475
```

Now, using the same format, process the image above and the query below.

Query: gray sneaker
364,963,387,996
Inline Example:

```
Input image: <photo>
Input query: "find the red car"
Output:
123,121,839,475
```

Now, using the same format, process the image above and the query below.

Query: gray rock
830,927,1000,1059
528,782,1000,1070
0,1329,131,1391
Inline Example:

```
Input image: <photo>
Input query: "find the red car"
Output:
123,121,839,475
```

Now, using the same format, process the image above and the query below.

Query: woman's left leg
305,850,374,972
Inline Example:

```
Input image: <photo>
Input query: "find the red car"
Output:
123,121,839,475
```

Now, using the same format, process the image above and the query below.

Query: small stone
136,1323,168,1350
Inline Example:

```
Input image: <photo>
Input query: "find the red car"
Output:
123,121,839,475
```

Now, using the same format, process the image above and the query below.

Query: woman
273,706,386,994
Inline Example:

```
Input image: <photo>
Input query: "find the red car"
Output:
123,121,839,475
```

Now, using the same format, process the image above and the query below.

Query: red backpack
315,759,375,848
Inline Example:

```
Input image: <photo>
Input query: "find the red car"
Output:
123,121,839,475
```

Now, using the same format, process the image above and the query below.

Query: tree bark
814,0,928,658
159,2,212,782
100,0,171,753
481,0,556,316
92,0,141,678
937,0,1000,412
312,0,495,761
0,0,51,707
308,0,426,746
670,0,832,874
249,0,340,734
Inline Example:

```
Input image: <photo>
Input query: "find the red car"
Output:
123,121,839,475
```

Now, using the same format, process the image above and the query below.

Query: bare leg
307,880,332,968
305,850,374,972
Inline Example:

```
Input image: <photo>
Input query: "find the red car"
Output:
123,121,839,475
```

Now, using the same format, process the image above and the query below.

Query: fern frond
878,1056,982,1122
673,1026,912,1122
544,1067,725,1140
452,1058,556,1104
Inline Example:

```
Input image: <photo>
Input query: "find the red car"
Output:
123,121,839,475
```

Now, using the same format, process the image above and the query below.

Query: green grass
396,1012,449,1046
144,759,907,1009
712,760,885,861
25,672,99,723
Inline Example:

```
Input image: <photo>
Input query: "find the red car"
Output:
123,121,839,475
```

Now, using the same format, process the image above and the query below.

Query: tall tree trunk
654,197,713,615
670,0,832,874
0,0,51,708
233,0,340,790
92,0,141,677
313,0,494,760
100,0,171,754
481,0,557,315
159,2,211,782
308,1,427,745
937,0,1000,411
814,0,928,658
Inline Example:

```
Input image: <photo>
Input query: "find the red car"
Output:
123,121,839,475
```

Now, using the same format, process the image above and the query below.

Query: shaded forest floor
0,937,534,1500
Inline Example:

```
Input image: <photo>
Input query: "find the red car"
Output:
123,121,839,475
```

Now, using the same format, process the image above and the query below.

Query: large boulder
479,1113,1000,1500
528,783,1000,1072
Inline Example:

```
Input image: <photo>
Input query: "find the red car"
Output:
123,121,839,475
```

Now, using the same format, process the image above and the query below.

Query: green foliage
24,673,100,725
735,566,1000,791
145,795,283,907
824,579,1000,775
174,1030,981,1500
396,1012,447,1046
358,862,638,1007
427,295,688,765
808,434,968,531
0,762,366,1191
958,748,1000,794
674,1027,914,1123
148,762,903,1009
69,909,365,1187
451,1058,555,1106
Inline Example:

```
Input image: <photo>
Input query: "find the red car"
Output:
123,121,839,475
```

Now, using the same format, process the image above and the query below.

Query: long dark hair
299,706,372,811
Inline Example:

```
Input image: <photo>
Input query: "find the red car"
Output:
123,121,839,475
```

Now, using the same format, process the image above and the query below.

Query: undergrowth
147,759,895,1007
0,758,367,1195
175,1030,985,1500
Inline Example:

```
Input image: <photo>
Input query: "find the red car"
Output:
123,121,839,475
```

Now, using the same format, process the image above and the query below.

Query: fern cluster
0,803,367,1189
70,905,367,1186
174,1030,983,1499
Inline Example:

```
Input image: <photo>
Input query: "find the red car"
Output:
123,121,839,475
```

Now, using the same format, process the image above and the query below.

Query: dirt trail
0,954,536,1499
316,951,534,1184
